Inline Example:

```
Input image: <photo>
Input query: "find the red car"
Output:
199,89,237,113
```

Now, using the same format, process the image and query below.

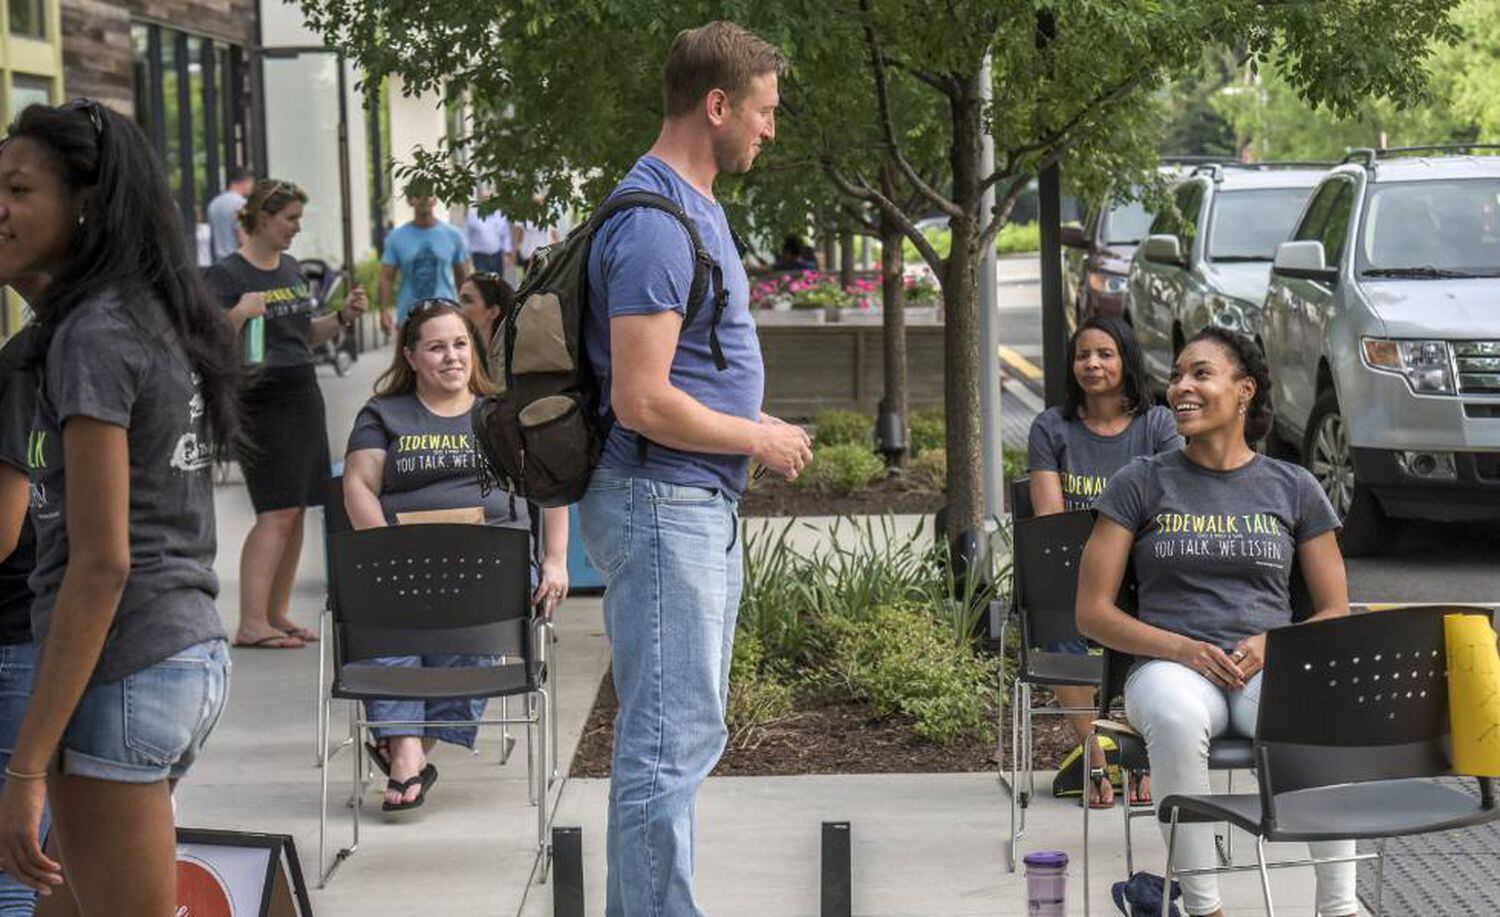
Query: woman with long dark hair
1077,328,1356,917
343,301,568,809
205,179,367,649
1026,313,1180,808
0,99,241,912
456,270,514,347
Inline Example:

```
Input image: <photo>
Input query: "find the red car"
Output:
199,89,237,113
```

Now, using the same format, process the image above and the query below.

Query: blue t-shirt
381,221,470,322
583,155,765,498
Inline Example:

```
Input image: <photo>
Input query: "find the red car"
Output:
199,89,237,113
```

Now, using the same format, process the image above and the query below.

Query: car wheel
1304,389,1388,557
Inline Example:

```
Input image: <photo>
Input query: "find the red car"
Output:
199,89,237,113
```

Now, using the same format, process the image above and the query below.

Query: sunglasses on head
408,298,461,318
468,271,505,283
60,98,104,139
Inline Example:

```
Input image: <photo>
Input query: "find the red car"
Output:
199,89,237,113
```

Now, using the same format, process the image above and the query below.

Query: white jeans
1124,660,1358,916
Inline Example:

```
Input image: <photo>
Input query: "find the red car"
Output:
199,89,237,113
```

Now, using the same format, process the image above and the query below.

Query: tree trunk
941,77,987,551
821,229,837,273
839,229,856,288
879,166,909,467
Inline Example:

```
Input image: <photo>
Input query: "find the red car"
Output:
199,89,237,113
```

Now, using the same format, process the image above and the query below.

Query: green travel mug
244,315,265,365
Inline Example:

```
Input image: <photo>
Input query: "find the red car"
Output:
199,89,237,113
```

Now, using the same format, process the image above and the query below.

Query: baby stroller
300,258,356,377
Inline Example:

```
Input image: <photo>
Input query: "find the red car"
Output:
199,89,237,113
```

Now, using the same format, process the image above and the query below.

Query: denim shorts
59,639,230,783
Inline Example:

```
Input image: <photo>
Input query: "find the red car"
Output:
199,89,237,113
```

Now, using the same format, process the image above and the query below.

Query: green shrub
813,410,874,449
909,405,945,457
324,255,382,312
997,221,1041,254
910,448,946,490
1002,445,1027,484
800,443,885,493
825,603,995,745
726,628,797,749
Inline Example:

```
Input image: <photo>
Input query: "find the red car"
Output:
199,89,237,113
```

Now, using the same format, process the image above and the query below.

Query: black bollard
821,821,852,917
552,826,584,917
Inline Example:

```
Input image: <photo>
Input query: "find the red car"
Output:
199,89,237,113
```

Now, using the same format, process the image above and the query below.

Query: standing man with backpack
578,21,810,915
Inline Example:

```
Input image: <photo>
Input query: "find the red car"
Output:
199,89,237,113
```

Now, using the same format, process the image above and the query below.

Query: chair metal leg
317,688,331,886
1023,681,1036,804
1254,836,1276,917
1162,810,1179,917
1005,677,1020,872
1122,769,1134,877
1082,729,1092,917
536,686,552,884
498,695,515,765
995,617,1009,785
315,609,328,768
526,692,538,807
1375,838,1387,917
545,619,559,783
1218,769,1236,867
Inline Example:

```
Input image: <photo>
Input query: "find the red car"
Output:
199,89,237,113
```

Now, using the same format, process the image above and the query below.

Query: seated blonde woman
343,299,568,811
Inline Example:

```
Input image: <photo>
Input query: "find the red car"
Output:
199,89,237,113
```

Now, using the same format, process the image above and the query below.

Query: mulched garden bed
739,472,944,518
570,667,1081,778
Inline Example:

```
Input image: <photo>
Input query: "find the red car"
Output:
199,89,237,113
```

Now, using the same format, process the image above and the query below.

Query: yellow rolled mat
1445,613,1500,777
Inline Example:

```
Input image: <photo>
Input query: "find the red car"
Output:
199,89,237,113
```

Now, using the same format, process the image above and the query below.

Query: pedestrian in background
0,99,240,915
465,191,513,276
206,166,255,264
457,271,514,348
205,179,367,650
378,182,472,335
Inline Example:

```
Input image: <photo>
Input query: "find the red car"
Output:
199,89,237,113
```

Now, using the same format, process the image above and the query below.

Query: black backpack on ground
473,191,730,507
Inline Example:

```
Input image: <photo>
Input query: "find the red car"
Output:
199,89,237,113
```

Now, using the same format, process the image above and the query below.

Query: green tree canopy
302,0,1462,547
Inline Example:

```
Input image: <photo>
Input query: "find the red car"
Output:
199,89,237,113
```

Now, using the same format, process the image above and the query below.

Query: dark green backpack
473,191,729,507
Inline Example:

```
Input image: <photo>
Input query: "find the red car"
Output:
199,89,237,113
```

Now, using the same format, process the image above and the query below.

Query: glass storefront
130,21,249,260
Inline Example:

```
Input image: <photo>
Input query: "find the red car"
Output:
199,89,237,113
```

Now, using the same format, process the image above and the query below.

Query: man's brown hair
662,21,786,118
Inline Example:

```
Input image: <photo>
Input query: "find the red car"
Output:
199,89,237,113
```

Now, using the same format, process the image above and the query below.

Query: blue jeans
362,655,499,749
61,639,231,784
578,471,742,917
0,642,47,915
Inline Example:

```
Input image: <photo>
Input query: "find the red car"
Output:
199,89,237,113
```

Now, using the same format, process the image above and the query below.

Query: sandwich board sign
175,828,312,917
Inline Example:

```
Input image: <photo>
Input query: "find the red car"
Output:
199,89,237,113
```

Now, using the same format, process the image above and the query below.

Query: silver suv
1262,148,1500,555
1128,164,1329,391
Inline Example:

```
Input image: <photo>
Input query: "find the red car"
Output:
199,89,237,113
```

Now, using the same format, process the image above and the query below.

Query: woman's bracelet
4,766,46,781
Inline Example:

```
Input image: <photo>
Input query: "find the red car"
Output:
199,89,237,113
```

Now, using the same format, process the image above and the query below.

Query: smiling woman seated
1075,327,1358,917
341,300,569,812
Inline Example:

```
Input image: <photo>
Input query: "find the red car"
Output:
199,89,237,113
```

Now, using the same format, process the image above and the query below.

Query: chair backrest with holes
327,524,533,670
1013,510,1095,654
324,475,352,538
1256,606,1495,798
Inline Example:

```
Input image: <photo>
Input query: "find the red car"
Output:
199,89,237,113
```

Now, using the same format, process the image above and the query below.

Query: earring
76,214,85,226
1238,402,1248,417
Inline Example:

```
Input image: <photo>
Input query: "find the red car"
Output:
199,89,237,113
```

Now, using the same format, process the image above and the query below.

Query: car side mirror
1272,240,1337,282
1060,223,1088,249
1141,234,1184,266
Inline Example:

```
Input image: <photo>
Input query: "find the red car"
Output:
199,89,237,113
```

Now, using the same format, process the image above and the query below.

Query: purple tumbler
1023,850,1068,916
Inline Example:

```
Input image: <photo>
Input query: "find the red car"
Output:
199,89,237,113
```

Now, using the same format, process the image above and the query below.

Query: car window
1103,199,1153,245
1150,181,1203,243
1207,187,1316,261
1293,180,1341,243
1359,178,1500,274
1317,180,1356,266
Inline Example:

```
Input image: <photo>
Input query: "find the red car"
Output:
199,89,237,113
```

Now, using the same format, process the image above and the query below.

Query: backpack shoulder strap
593,192,726,369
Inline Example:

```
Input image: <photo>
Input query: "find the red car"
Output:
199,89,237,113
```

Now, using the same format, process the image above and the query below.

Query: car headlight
1087,271,1127,296
1362,338,1455,394
1206,296,1248,333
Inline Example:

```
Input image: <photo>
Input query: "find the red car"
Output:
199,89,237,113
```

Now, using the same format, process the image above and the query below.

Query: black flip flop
382,764,438,812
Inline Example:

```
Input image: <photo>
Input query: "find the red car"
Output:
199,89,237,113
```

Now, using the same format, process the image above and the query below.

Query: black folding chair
1157,606,1500,916
1081,564,1315,915
1001,507,1102,871
317,524,554,887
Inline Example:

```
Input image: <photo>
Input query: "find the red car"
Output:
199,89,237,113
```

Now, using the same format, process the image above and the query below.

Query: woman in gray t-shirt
1026,314,1180,807
343,302,569,811
1078,328,1356,917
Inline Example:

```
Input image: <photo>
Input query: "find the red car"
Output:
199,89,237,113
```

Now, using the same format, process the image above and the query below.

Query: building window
9,74,51,115
9,0,45,40
130,21,248,247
